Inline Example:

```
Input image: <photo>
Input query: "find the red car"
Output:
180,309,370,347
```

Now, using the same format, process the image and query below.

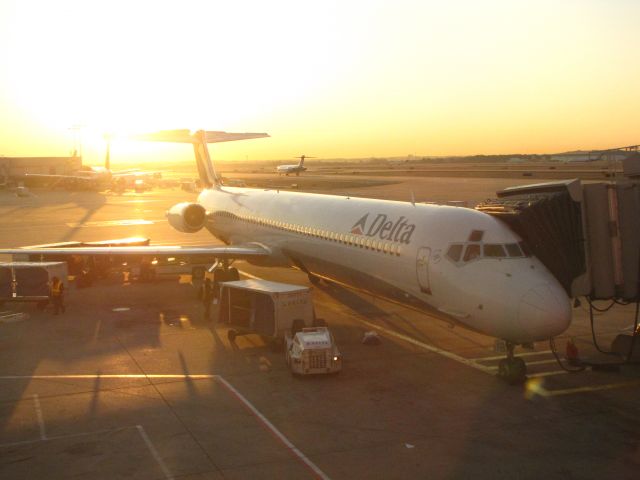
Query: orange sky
0,0,638,165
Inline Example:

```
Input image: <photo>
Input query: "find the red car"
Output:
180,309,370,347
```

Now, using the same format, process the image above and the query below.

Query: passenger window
505,243,523,257
483,244,506,258
463,244,481,262
446,244,463,262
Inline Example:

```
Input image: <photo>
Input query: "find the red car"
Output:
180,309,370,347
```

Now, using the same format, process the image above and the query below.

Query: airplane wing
0,243,270,260
23,174,96,181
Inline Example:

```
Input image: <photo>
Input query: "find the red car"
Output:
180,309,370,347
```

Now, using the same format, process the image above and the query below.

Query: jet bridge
476,177,640,301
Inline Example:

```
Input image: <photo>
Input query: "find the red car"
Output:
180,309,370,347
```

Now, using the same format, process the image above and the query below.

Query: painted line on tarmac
0,373,329,480
65,219,159,228
0,425,134,449
473,350,553,362
137,425,174,480
32,394,46,440
356,317,495,375
538,379,640,397
216,375,331,480
238,269,494,376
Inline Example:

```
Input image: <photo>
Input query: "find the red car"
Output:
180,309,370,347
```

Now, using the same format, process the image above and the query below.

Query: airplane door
416,247,432,294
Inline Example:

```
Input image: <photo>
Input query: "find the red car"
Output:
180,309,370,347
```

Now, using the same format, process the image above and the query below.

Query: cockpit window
483,244,506,258
446,244,463,262
505,243,524,257
468,230,484,242
463,244,481,262
519,241,531,257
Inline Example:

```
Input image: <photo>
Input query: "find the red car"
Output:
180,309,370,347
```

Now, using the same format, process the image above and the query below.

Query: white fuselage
276,164,306,175
195,186,571,344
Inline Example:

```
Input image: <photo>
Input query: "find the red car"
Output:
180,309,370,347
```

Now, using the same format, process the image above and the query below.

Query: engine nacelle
166,202,207,233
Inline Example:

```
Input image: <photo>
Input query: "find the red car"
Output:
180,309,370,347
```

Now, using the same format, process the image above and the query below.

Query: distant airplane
277,155,313,176
23,135,161,191
0,129,571,384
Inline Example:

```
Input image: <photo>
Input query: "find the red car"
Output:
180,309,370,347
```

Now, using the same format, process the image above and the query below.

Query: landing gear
308,273,321,285
498,342,527,385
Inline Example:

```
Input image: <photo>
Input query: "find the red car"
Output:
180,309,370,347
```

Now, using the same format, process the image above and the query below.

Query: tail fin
132,130,269,188
298,155,306,167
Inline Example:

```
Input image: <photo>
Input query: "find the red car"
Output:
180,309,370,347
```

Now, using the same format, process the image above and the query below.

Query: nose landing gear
498,342,527,384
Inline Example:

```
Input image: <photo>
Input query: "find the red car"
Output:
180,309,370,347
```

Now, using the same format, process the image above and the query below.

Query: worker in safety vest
50,276,66,315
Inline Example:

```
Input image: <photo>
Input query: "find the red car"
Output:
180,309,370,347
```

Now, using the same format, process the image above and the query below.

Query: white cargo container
218,279,316,343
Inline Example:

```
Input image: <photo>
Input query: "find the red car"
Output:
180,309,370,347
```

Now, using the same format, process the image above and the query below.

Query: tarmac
0,174,639,479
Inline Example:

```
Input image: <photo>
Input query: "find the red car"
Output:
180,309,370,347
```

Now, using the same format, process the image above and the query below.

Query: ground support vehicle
285,326,342,375
218,279,316,347
0,262,67,308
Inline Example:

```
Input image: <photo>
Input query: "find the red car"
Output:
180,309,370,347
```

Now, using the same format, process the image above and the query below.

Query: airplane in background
0,129,571,384
23,136,162,191
276,155,312,176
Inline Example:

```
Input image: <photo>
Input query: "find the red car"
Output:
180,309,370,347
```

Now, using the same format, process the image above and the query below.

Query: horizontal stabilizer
132,130,269,144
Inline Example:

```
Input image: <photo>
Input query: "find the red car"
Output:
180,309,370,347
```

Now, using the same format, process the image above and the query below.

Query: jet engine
166,202,207,233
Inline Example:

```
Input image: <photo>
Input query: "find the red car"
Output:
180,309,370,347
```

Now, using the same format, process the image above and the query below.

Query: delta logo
350,213,416,244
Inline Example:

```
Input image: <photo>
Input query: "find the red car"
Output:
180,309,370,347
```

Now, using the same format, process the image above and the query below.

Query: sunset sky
0,0,638,165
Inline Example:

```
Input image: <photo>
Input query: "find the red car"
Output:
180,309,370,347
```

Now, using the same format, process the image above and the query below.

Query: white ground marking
33,394,46,440
474,350,553,362
65,219,158,228
137,425,174,480
0,374,329,479
355,318,496,375
0,426,134,449
215,375,331,480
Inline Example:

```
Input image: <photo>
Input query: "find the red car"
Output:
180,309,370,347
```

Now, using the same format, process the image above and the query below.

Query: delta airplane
0,130,571,383
276,155,311,176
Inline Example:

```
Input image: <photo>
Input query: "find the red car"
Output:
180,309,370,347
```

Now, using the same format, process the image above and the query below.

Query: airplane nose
518,284,571,340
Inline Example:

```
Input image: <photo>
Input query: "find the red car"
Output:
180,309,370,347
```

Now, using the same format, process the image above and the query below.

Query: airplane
0,129,571,384
23,135,161,191
276,155,312,176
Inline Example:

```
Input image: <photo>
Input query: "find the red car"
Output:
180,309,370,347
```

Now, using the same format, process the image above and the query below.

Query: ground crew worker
50,276,65,315
202,278,214,320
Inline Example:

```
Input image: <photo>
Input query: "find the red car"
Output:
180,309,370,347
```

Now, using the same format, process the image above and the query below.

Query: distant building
0,156,82,179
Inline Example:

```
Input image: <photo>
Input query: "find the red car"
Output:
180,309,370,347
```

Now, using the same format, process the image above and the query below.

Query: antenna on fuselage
410,190,416,206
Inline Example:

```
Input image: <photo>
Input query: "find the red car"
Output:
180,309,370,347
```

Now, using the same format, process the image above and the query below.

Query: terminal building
0,156,82,180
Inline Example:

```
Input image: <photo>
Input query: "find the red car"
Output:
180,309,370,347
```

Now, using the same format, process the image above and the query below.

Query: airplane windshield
446,240,529,265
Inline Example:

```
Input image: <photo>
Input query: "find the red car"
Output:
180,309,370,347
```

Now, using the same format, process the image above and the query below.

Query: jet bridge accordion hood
476,180,587,297
476,179,640,301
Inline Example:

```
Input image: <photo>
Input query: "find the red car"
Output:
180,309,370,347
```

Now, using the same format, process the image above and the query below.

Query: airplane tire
308,273,321,285
498,357,527,385
227,329,237,342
